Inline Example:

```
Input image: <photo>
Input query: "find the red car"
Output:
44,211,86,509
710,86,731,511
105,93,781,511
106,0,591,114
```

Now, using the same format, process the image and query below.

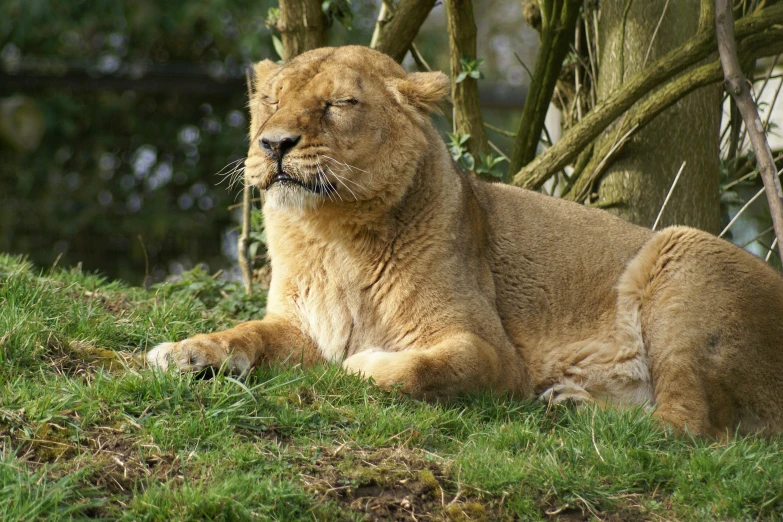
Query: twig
722,153,783,191
642,0,671,68
137,235,149,290
238,68,254,295
736,55,780,158
484,122,515,137
761,70,783,135
739,225,774,249
716,0,783,261
766,237,778,263
719,185,765,238
652,161,686,230
488,140,510,161
409,42,432,72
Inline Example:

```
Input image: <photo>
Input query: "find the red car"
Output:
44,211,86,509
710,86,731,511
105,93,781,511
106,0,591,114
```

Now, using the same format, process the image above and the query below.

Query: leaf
456,71,468,84
462,153,475,171
469,70,483,80
459,134,471,145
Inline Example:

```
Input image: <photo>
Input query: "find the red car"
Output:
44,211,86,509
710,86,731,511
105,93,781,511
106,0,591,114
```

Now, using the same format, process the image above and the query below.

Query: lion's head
245,46,450,213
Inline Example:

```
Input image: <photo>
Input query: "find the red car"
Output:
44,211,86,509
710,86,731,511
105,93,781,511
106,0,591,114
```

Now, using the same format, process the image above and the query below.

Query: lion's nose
260,132,301,159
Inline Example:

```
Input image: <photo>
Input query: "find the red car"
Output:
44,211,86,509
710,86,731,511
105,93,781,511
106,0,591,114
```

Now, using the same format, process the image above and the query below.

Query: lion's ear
389,72,450,113
252,59,281,92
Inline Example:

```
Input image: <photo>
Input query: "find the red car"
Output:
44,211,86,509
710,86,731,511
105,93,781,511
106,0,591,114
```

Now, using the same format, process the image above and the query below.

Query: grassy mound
1,254,782,520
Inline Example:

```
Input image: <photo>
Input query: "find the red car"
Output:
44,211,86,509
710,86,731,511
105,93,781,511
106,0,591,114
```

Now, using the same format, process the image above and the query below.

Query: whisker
321,154,369,174
317,159,341,202
326,166,359,201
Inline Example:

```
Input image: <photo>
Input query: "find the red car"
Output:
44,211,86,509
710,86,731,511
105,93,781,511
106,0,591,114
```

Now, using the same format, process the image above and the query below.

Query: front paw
146,335,252,375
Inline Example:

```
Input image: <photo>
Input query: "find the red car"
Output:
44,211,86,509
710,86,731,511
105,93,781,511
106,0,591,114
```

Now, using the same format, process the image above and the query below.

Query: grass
1,253,783,521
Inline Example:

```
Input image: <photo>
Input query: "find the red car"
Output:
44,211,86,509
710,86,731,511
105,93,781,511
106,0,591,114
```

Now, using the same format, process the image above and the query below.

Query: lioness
148,46,783,436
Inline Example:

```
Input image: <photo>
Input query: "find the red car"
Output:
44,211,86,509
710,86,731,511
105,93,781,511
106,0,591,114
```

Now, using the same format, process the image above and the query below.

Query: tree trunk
371,0,437,63
277,0,327,61
591,0,722,233
445,0,490,164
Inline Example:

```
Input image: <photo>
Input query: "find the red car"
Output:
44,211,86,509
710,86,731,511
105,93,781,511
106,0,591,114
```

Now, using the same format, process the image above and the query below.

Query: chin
264,185,325,213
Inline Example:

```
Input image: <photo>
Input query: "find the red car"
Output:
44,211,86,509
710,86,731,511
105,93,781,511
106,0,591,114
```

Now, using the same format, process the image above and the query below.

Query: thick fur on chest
282,250,389,362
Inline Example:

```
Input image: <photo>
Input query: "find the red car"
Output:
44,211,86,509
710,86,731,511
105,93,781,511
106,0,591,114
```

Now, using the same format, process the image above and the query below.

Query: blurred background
0,0,538,285
2,1,781,286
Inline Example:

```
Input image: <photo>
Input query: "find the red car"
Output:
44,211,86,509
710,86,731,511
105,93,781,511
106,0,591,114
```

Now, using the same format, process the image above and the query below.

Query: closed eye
326,98,359,108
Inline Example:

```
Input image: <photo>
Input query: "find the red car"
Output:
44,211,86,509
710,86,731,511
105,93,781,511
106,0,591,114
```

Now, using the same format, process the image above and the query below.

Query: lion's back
474,181,653,343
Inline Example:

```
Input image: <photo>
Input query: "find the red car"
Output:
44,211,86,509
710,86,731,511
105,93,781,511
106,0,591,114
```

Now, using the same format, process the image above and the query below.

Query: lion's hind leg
539,380,594,405
624,226,783,436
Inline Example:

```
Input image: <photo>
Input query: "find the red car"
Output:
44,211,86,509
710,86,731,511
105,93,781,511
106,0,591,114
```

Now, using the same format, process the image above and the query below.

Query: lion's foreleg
341,332,528,400
146,314,320,375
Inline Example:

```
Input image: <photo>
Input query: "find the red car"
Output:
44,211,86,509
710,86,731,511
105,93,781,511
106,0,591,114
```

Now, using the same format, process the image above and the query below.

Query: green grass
2,253,783,521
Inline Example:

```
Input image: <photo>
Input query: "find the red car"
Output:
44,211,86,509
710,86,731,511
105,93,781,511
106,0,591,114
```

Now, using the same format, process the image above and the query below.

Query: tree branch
445,0,489,167
565,30,783,201
512,2,783,189
716,0,783,261
239,70,255,295
507,0,581,175
371,0,437,63
277,0,327,61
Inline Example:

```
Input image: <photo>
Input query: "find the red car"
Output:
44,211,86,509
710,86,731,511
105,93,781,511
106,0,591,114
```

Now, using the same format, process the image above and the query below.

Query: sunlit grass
1,253,782,520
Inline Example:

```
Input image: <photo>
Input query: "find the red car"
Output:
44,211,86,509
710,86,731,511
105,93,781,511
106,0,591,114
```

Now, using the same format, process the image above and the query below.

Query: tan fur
147,46,783,436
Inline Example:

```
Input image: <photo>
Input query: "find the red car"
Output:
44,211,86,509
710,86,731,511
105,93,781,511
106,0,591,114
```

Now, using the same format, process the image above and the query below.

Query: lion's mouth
266,172,335,195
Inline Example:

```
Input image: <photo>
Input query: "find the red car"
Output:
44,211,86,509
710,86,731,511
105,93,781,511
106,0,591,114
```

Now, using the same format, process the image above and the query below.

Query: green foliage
3,253,783,520
154,266,267,321
456,55,484,84
475,151,506,179
447,131,475,171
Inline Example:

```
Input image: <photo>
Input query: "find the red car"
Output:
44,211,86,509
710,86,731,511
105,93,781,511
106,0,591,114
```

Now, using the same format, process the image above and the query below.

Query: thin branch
410,43,432,71
652,161,686,230
238,69,254,295
766,237,779,263
716,0,783,260
642,0,671,68
762,71,783,135
484,122,516,137
719,184,766,237
739,225,774,248
508,0,581,175
488,140,510,161
512,2,783,189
